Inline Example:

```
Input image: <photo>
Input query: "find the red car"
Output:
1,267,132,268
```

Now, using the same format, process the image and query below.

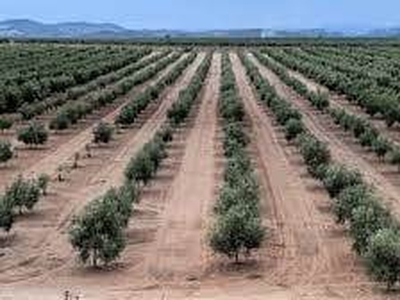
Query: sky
0,0,399,30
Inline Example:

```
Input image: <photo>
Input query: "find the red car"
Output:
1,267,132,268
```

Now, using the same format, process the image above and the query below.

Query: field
2,41,400,299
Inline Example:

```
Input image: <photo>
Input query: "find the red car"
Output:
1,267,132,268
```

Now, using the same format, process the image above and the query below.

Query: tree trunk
92,250,98,268
387,279,394,291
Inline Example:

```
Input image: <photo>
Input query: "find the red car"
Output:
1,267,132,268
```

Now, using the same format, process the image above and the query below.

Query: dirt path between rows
141,52,220,284
0,53,206,290
0,52,182,190
249,53,400,220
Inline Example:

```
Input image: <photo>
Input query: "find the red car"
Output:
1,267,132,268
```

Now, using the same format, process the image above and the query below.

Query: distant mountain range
1,19,400,39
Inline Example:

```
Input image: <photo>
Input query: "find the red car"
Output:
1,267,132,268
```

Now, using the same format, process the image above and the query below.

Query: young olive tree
366,228,400,290
0,140,13,164
0,117,13,132
3,176,41,214
0,197,14,233
69,196,125,267
93,122,113,144
17,122,48,147
284,118,305,141
209,205,265,263
37,173,50,196
322,164,363,198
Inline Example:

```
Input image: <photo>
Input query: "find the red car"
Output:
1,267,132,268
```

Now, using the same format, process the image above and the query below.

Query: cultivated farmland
1,42,400,299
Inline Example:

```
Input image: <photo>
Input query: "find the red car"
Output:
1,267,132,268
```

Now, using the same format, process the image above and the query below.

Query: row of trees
240,51,400,290
0,46,149,115
13,49,167,123
0,174,49,233
329,107,400,166
0,120,112,180
0,48,158,129
303,46,400,93
115,52,197,126
264,47,400,128
252,51,330,111
209,53,264,263
49,52,182,131
167,53,212,125
254,51,400,174
66,50,168,102
69,52,212,268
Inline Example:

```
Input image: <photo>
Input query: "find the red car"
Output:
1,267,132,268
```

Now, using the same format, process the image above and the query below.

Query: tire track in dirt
249,53,400,223
0,52,183,190
141,52,220,283
0,53,206,285
230,53,363,287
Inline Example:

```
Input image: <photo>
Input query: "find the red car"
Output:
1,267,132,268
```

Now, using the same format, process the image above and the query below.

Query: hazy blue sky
0,0,398,30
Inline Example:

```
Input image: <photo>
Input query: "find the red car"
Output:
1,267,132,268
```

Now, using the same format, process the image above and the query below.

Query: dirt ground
0,51,399,300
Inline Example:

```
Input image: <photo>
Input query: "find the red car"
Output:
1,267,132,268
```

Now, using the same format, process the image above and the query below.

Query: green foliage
3,176,41,213
155,125,173,143
309,91,330,110
349,199,392,254
284,118,305,141
0,117,13,131
214,173,259,216
382,100,400,128
322,164,363,198
125,150,155,185
209,205,264,262
93,122,113,144
351,117,370,138
334,184,371,224
167,54,212,125
0,140,13,164
219,95,245,123
0,46,154,118
209,52,265,263
125,133,168,185
219,54,245,123
365,228,400,290
0,196,14,232
359,128,379,148
223,151,252,185
296,133,331,178
49,111,70,130
372,136,392,160
274,102,302,126
69,196,125,267
37,173,50,196
223,123,249,156
17,122,48,146
115,52,195,126
101,185,138,228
